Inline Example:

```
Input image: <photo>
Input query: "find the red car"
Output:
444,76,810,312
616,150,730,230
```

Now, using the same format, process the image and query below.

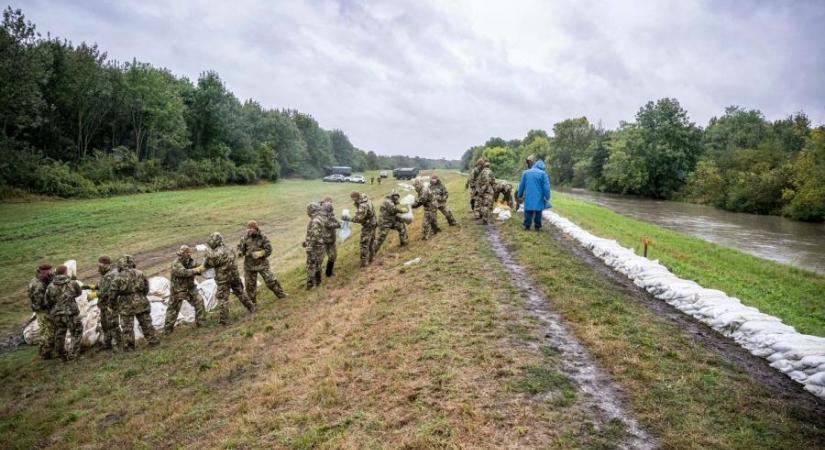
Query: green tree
548,117,595,185
784,128,825,221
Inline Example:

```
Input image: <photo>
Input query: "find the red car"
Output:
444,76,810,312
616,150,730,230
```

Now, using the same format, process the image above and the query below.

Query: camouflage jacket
412,185,436,210
351,194,377,228
379,197,405,227
431,181,449,205
113,268,151,315
304,216,326,249
466,166,482,192
321,204,341,244
204,244,241,284
99,267,119,306
237,231,273,272
476,167,495,194
45,275,81,316
27,277,51,312
494,180,513,196
170,256,198,294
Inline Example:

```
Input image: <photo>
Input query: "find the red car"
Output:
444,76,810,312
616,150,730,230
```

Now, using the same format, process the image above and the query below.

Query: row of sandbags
23,260,218,348
541,210,825,400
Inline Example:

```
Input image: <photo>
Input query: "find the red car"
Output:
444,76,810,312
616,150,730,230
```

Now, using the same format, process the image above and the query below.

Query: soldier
466,159,485,217
370,177,375,185
320,198,341,277
476,161,496,224
204,232,256,325
85,256,120,350
113,255,159,350
372,190,409,255
493,179,517,210
429,175,457,226
237,220,287,304
411,178,440,240
349,191,377,267
303,202,326,289
164,245,206,335
45,265,83,360
27,264,55,359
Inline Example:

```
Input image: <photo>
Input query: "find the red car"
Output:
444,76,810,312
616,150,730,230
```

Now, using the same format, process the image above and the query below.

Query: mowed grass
499,218,825,449
552,193,825,336
0,174,628,448
0,173,398,332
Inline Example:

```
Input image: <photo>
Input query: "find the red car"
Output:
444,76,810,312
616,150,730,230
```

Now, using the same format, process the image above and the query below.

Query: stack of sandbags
541,210,825,400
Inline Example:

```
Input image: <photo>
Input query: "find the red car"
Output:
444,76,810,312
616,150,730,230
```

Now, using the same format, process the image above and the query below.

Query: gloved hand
81,283,97,291
193,265,205,275
88,291,98,300
252,250,267,258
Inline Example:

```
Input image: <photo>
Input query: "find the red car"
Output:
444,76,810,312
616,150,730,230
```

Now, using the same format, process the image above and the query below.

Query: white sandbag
198,279,218,312
497,209,512,221
22,314,39,345
195,244,208,252
148,276,171,300
339,208,352,242
540,209,825,400
64,260,78,279
492,206,502,215
203,268,216,279
400,194,415,206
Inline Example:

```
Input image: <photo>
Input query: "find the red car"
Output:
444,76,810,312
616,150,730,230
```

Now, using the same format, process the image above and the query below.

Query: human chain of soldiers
26,174,478,362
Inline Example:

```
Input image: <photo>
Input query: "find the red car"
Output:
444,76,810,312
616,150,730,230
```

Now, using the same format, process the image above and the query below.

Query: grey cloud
14,0,825,158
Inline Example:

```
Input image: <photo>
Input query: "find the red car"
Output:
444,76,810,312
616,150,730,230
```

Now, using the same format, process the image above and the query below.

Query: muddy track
546,226,825,417
486,225,655,450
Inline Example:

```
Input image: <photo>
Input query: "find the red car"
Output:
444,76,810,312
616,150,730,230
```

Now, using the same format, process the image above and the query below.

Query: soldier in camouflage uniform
429,175,457,226
476,161,496,224
493,179,516,210
237,220,286,304
113,255,159,350
28,264,55,359
320,198,341,277
87,256,120,350
164,245,206,335
372,190,409,255
465,159,484,216
204,232,256,325
45,265,83,360
349,191,377,267
303,203,326,289
411,178,441,240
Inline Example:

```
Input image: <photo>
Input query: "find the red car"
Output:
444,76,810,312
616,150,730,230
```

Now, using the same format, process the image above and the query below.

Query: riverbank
551,193,825,337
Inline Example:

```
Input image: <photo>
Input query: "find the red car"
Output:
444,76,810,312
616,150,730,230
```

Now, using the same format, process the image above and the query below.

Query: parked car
379,170,389,179
322,174,347,182
347,175,366,184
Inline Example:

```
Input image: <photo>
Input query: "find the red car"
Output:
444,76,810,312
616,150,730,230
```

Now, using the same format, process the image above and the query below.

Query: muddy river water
558,189,825,275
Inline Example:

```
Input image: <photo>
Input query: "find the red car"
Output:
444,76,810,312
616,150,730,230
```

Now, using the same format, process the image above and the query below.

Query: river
558,189,825,275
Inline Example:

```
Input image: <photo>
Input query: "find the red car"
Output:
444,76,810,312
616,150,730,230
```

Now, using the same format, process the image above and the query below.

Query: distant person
204,232,256,324
237,220,287,304
372,190,409,255
525,154,535,169
46,265,83,360
28,264,55,359
303,203,326,289
377,176,382,185
493,179,516,210
371,177,375,184
517,159,551,231
113,255,160,350
165,245,206,335
320,197,341,277
411,178,440,240
429,175,457,226
476,161,496,224
348,191,377,267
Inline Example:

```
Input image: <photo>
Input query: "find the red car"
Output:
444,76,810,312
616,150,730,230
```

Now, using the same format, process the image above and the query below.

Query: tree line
462,99,825,222
0,8,458,199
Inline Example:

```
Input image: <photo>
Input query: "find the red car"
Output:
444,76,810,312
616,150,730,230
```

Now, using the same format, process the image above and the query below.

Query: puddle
487,225,654,450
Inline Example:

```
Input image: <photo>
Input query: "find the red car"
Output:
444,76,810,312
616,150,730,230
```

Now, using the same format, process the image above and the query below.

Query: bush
232,164,258,184
35,161,98,197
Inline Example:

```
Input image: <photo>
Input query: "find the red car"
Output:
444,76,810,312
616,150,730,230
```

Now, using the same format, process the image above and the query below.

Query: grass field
551,193,825,337
1,174,823,448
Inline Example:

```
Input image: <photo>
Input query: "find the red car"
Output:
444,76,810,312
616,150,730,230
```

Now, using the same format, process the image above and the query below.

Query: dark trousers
523,210,542,230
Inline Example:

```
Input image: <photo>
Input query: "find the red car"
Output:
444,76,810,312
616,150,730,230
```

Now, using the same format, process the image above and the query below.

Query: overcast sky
15,0,825,158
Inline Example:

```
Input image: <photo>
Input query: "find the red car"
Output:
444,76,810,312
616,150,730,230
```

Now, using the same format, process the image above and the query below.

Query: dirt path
546,226,825,415
486,225,655,450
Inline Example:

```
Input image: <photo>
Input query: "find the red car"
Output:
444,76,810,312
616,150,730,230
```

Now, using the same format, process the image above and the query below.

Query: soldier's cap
431,174,439,180
526,154,536,162
177,245,192,256
56,265,68,275
350,191,361,199
389,189,400,197
98,255,112,265
247,220,258,230
306,202,320,215
323,196,333,203
37,263,53,272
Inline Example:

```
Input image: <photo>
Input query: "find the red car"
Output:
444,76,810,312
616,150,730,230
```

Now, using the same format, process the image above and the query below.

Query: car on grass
346,175,366,184
322,174,347,182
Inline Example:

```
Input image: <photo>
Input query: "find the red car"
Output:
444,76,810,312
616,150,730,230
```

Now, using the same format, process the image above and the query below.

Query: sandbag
339,208,352,242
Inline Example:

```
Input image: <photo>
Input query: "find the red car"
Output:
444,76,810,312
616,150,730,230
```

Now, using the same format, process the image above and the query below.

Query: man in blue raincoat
516,159,551,231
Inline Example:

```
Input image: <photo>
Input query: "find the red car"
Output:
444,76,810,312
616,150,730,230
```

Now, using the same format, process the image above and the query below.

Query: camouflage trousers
436,203,457,226
477,191,494,224
52,313,82,360
36,311,55,359
373,222,408,255
358,225,376,267
244,267,286,304
164,288,206,334
98,299,120,349
324,241,337,264
306,245,325,289
216,274,256,324
472,190,482,219
421,205,441,240
120,309,159,349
